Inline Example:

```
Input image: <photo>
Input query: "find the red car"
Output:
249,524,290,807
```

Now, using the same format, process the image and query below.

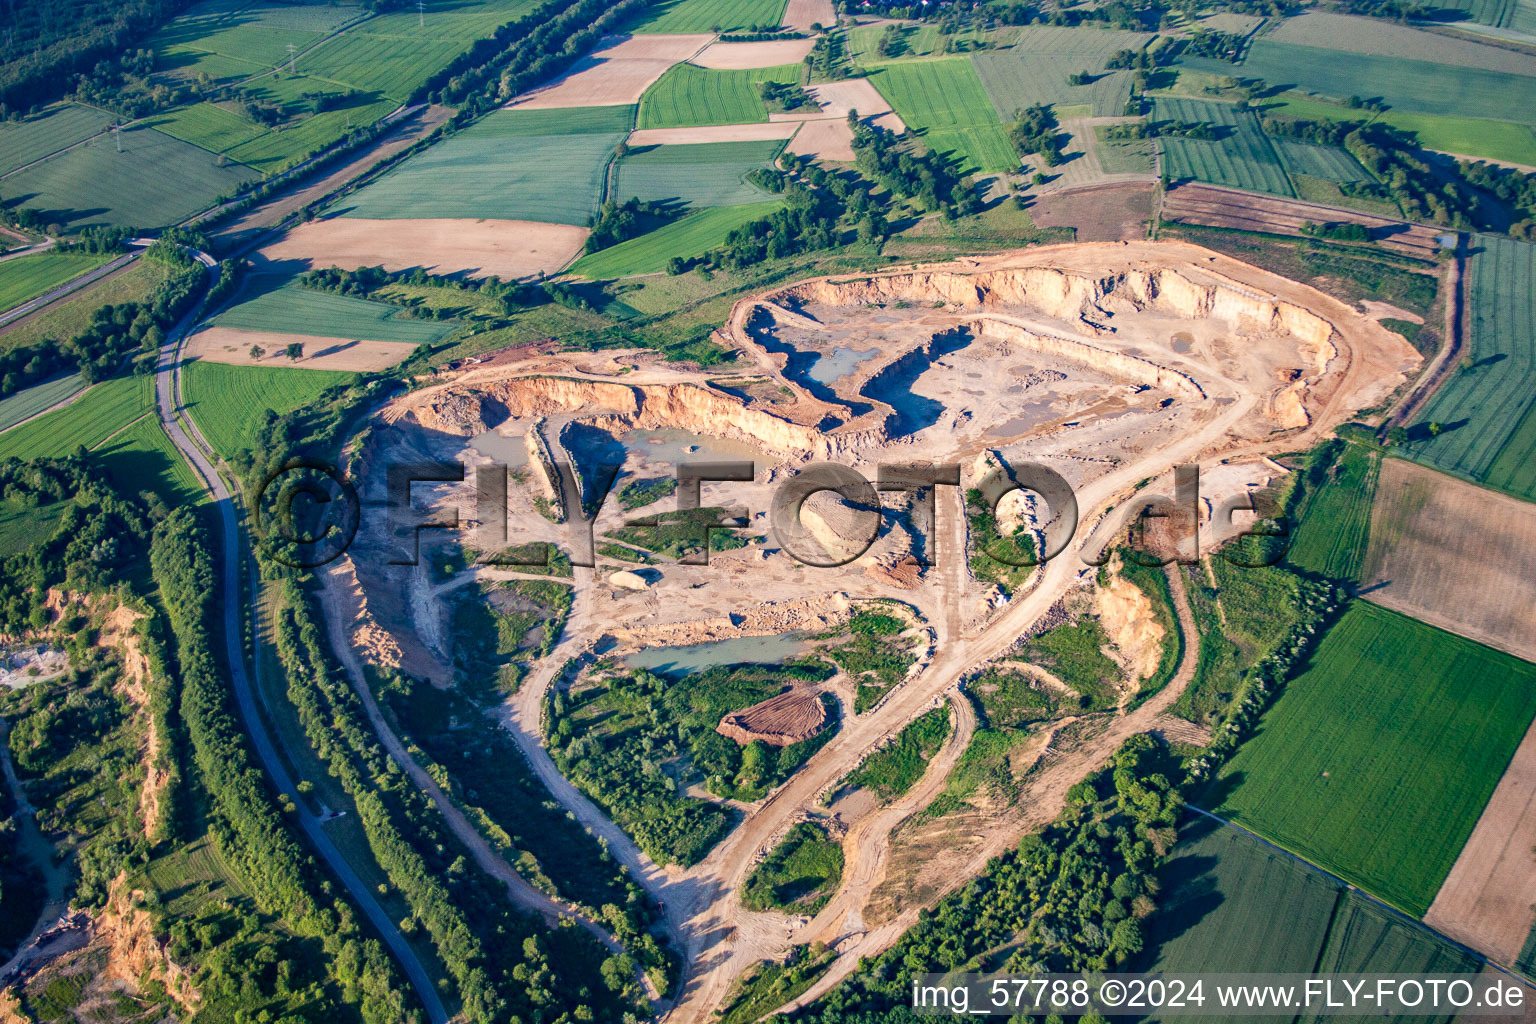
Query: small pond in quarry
624,634,808,675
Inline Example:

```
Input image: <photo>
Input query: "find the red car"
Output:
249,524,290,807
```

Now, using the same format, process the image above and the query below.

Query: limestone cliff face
971,318,1205,399
407,377,829,457
96,876,200,1012
777,264,1342,353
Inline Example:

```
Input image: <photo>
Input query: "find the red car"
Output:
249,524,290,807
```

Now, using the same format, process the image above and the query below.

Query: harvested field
717,689,828,746
786,119,856,162
796,79,897,122
1160,182,1446,256
185,327,419,371
1361,457,1536,662
628,122,800,146
781,0,833,32
1028,181,1155,241
1427,713,1536,967
261,218,590,278
691,38,816,68
509,33,711,109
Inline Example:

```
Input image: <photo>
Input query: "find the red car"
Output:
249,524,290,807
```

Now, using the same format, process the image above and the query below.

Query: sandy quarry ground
509,33,712,108
256,217,589,279
629,122,801,146
786,118,856,162
782,0,836,32
1426,711,1536,967
334,241,1423,1024
184,326,416,371
691,38,816,68
1361,457,1536,662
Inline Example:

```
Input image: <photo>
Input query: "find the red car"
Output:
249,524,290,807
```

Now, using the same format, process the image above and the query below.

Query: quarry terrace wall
770,263,1340,352
969,317,1206,400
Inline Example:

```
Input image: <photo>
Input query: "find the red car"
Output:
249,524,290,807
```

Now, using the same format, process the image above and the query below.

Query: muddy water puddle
469,429,529,468
625,633,808,675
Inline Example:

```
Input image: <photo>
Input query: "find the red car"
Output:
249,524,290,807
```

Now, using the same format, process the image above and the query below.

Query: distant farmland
1153,97,1294,197
865,59,1017,174
637,64,800,128
632,0,789,34
0,104,117,175
210,283,456,345
1407,234,1536,500
612,140,786,209
0,252,111,313
1211,602,1536,916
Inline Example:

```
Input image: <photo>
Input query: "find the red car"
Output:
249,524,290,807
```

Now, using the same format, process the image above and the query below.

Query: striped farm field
1285,442,1379,582
637,64,801,128
569,202,782,277
865,59,1017,173
972,53,1132,119
1272,138,1370,184
612,139,785,209
632,0,788,34
184,360,355,458
1262,94,1536,166
1154,96,1294,197
2,125,257,230
142,102,267,157
0,375,87,433
1263,11,1536,74
339,106,630,224
1207,42,1536,125
150,0,363,77
1407,235,1536,500
0,252,111,312
210,283,456,345
0,104,118,175
1211,602,1536,916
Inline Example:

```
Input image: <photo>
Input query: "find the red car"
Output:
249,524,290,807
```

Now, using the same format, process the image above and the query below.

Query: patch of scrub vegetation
1175,556,1335,727
1116,556,1184,701
548,660,837,865
1284,439,1379,581
967,665,1063,729
822,608,918,713
1208,601,1536,916
800,735,1185,1022
447,578,572,692
618,475,678,510
740,821,844,914
844,706,951,801
966,486,1037,596
1014,614,1121,710
603,505,751,560
715,943,837,1024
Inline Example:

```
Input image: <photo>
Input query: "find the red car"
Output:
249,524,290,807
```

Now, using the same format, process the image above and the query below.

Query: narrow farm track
154,251,450,1024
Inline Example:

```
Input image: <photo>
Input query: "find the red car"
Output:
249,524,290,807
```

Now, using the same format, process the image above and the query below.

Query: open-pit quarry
320,241,1419,1022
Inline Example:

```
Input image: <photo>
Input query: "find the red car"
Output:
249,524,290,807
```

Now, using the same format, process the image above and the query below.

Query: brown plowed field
1361,457,1536,662
185,327,416,371
787,119,856,162
508,33,711,109
258,217,589,278
1161,182,1445,256
718,689,827,746
691,38,815,68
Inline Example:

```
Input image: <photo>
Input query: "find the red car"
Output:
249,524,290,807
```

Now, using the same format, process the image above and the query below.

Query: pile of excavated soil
718,689,827,746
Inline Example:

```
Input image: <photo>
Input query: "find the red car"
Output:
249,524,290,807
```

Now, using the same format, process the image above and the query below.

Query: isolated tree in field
249,345,263,360
1387,425,1409,446
286,342,303,360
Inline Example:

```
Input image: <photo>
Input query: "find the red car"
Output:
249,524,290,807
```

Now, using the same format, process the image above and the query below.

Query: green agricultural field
637,64,800,129
971,53,1132,119
1272,137,1371,184
210,282,456,345
299,0,542,102
142,102,268,157
1154,96,1294,196
1407,235,1536,500
338,106,629,225
612,140,785,209
1204,42,1536,125
93,412,203,506
150,0,364,79
844,706,950,800
631,0,788,34
1210,602,1536,916
1261,93,1536,166
1286,442,1379,581
2,126,256,230
1262,10,1536,74
0,374,87,432
845,23,1003,62
0,375,150,461
0,252,111,312
1138,816,1479,1024
0,258,178,355
865,59,1017,174
569,202,782,277
0,104,118,176
183,361,356,459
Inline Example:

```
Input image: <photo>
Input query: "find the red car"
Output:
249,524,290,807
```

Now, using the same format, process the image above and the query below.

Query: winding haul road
153,252,449,1024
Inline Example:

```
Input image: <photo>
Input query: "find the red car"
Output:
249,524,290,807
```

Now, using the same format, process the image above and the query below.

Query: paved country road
153,251,450,1024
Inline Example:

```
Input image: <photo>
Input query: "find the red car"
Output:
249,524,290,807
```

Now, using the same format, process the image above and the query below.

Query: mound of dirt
718,690,828,746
